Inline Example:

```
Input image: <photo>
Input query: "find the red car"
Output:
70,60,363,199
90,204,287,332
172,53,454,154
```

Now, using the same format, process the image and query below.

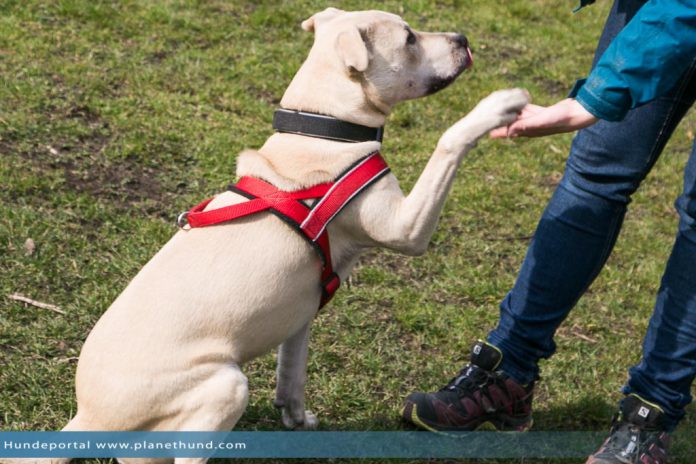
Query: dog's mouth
426,48,473,95
465,46,474,68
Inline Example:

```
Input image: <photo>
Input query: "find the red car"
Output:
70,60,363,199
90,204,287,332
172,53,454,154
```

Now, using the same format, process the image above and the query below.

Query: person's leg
402,0,695,435
586,139,696,460
487,4,696,385
622,137,696,431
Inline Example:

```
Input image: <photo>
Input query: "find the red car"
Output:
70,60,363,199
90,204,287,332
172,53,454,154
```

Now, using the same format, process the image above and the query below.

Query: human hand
489,98,598,138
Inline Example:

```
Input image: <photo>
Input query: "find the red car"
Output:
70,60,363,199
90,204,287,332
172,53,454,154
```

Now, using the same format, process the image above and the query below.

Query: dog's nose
452,33,468,49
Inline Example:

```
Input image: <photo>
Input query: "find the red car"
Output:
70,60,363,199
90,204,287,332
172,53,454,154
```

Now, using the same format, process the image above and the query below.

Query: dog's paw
300,409,318,429
281,408,319,430
437,88,531,156
475,88,530,128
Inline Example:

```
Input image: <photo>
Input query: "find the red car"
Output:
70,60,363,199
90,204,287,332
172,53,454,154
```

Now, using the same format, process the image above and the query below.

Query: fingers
490,99,599,139
510,99,598,137
489,126,511,138
517,103,546,118
507,111,563,137
489,103,546,139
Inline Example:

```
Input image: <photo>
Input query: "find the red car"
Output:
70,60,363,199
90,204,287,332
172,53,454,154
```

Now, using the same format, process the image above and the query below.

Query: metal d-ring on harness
177,151,390,309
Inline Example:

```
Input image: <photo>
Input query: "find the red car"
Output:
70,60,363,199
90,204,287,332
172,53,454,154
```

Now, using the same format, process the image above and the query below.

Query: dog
10,8,529,464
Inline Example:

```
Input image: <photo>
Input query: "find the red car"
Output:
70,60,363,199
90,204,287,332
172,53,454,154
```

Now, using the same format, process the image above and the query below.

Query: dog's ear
301,7,344,33
336,27,369,73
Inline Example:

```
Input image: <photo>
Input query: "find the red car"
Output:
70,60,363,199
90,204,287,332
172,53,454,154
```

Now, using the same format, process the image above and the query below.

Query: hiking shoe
402,341,534,432
586,394,670,464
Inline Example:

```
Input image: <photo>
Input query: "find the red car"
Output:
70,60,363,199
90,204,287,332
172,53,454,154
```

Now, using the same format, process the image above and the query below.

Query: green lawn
1,1,695,463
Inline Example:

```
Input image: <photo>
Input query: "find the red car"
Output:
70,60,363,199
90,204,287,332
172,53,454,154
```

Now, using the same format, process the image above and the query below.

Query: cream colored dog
13,7,529,464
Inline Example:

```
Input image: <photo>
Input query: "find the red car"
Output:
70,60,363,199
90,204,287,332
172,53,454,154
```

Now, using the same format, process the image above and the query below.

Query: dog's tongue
466,47,474,67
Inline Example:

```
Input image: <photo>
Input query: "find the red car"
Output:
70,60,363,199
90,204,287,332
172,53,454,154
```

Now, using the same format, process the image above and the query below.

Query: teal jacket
570,0,696,121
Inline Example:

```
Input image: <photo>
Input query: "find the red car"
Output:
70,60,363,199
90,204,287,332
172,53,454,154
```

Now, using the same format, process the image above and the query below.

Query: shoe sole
402,401,533,434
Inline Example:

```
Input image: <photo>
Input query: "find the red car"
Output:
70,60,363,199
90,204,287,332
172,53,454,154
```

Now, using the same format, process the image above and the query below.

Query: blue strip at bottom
0,431,606,459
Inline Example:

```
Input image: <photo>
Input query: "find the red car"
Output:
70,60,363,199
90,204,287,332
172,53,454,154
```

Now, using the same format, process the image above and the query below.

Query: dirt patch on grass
0,343,13,356
534,76,568,97
146,49,170,64
0,139,12,157
56,104,165,203
14,136,168,207
65,104,102,125
353,249,417,283
6,102,188,213
61,155,163,204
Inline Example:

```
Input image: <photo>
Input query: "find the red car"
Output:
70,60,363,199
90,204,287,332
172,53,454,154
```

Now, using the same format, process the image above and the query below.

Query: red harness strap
179,152,390,308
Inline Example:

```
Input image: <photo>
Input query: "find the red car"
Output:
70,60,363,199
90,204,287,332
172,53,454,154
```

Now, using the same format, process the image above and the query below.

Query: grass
1,0,695,463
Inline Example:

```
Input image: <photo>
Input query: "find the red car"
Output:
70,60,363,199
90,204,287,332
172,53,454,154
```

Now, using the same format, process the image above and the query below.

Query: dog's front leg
274,321,318,430
354,88,530,254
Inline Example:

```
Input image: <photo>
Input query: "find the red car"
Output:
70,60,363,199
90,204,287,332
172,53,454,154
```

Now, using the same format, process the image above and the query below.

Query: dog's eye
406,29,417,45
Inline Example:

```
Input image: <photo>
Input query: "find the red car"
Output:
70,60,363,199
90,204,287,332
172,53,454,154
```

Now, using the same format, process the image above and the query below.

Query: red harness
179,152,390,308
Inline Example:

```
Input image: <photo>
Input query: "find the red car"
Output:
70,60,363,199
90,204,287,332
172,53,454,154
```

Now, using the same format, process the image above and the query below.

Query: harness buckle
176,211,190,229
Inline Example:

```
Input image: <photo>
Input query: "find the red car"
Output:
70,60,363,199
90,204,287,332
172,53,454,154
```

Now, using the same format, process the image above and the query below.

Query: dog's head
300,8,472,108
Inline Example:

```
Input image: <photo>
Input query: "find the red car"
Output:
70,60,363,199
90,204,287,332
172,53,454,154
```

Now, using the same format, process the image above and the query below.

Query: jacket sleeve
570,0,696,121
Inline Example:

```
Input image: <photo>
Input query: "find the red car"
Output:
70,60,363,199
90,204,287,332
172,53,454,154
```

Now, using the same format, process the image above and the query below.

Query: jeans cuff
621,384,682,432
485,334,539,385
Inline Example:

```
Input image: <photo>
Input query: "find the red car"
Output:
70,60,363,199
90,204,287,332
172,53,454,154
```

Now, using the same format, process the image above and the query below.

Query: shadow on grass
236,392,614,430
531,394,614,431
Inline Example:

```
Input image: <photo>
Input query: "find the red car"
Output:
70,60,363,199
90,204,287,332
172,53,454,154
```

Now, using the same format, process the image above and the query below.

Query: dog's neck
279,58,390,128
237,55,391,190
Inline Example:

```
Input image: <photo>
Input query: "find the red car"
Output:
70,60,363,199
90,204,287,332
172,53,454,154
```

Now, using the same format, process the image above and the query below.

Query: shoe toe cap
403,392,437,422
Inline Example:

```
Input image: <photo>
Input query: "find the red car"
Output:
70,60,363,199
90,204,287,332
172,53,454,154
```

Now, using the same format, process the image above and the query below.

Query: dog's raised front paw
281,408,319,430
475,88,530,128
437,87,531,156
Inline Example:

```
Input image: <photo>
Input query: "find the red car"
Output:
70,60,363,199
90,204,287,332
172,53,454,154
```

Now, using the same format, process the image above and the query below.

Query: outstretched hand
490,98,598,138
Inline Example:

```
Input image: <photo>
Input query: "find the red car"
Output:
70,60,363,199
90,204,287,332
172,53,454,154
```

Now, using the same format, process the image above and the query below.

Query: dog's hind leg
63,416,172,464
120,366,248,464
122,366,249,464
162,364,250,433
273,322,317,430
175,365,249,432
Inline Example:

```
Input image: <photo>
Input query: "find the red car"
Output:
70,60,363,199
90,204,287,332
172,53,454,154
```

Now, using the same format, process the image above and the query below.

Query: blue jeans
487,0,696,431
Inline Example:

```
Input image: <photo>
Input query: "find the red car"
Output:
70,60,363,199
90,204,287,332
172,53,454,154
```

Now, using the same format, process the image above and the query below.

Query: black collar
272,109,384,143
